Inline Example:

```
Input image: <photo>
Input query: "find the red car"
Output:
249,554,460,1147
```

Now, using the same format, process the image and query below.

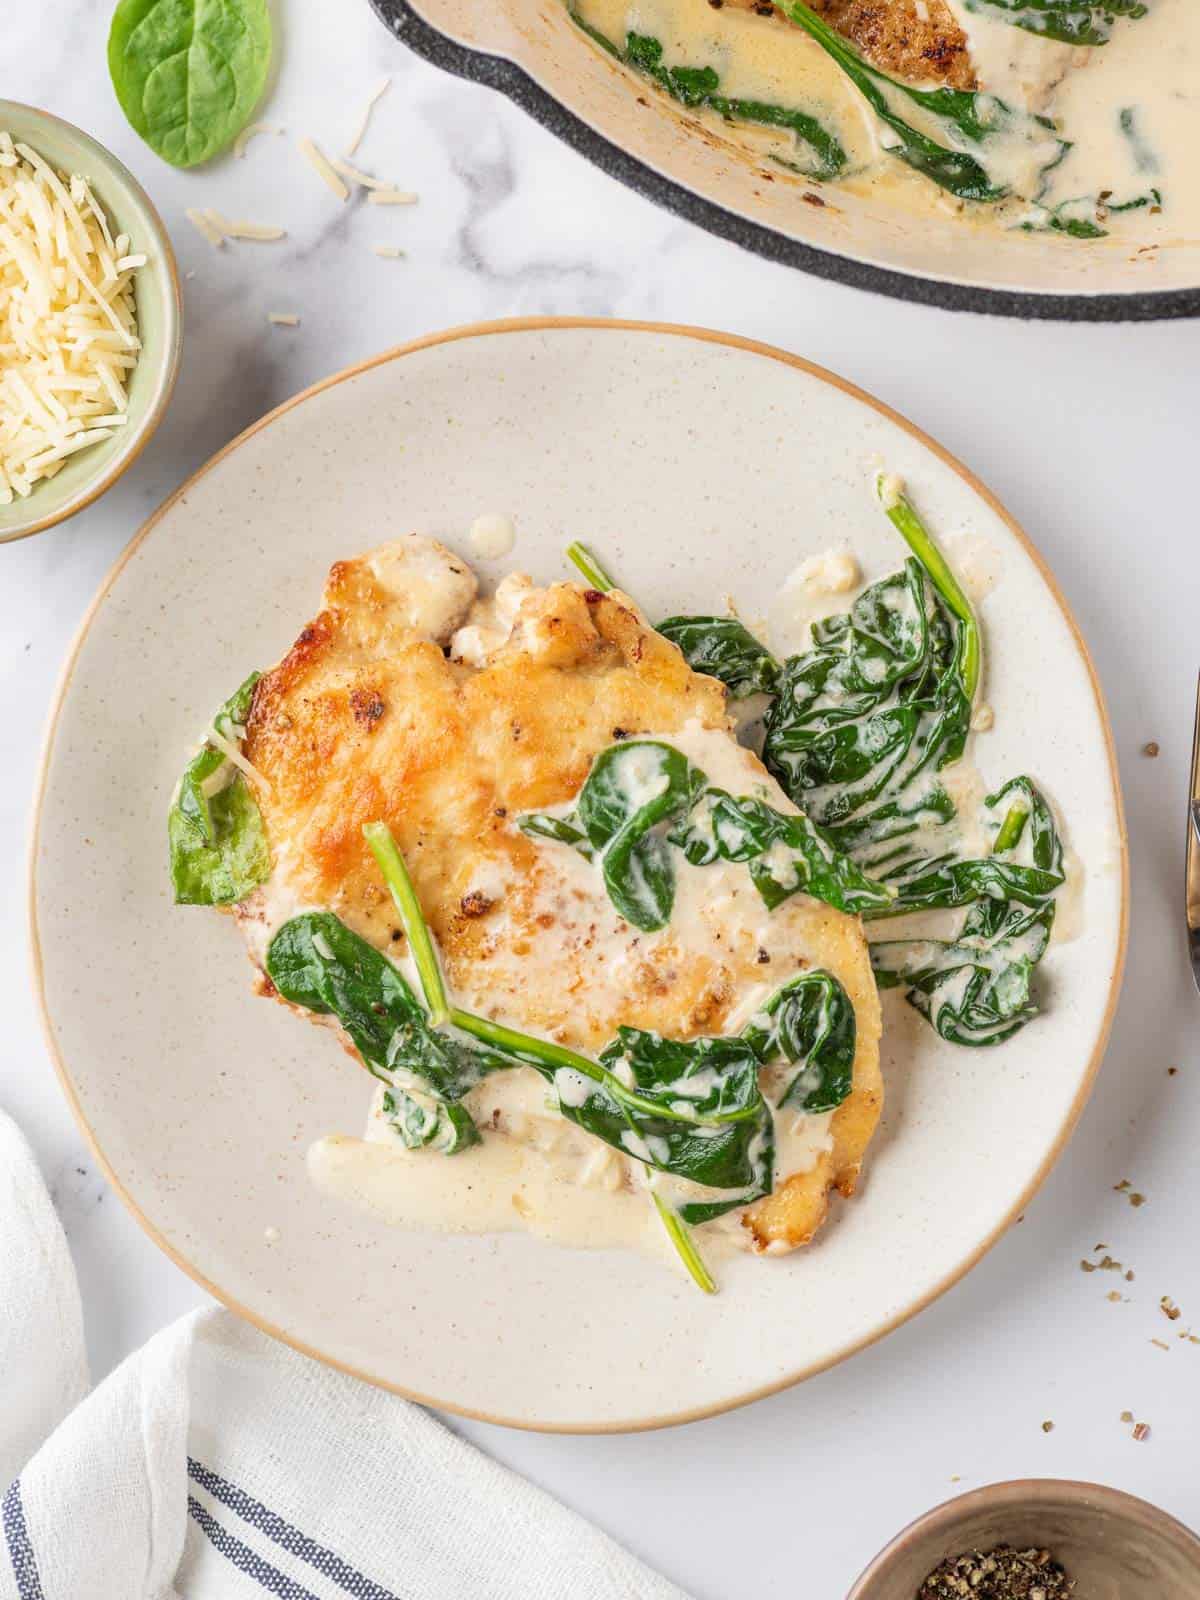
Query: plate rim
367,0,1200,324
28,316,1131,1433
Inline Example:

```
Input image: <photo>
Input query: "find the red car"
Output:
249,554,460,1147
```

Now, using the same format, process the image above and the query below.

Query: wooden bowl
849,1480,1200,1600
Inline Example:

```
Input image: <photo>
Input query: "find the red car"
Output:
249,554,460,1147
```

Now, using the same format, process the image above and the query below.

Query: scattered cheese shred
371,245,406,259
207,722,269,788
0,131,142,504
267,313,300,326
185,207,225,248
298,137,349,201
330,156,391,191
344,77,390,157
367,189,418,206
234,121,283,159
205,210,286,242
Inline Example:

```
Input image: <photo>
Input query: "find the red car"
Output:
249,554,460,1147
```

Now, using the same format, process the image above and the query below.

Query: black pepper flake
917,1545,1074,1599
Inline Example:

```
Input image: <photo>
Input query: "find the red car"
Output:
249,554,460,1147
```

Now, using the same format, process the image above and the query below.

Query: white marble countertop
5,4,1200,1595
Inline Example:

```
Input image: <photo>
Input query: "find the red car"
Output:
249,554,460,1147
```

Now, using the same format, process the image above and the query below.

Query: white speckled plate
31,320,1127,1432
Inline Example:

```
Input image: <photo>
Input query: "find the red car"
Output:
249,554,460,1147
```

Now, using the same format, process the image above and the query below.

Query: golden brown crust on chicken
242,538,882,1253
718,0,977,89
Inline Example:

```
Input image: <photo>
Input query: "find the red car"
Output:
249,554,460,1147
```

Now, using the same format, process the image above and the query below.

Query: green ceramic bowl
0,101,182,544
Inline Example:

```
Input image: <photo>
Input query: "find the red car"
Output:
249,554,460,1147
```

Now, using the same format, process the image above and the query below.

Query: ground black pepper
916,1545,1074,1599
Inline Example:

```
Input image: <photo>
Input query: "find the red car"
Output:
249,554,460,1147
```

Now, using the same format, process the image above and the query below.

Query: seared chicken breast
238,536,883,1253
721,0,976,88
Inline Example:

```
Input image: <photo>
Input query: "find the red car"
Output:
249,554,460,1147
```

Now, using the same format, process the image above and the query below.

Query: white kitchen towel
0,1112,687,1600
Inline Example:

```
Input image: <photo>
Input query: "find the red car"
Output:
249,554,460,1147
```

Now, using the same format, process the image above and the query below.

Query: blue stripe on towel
189,1496,324,1599
188,1461,402,1600
2,1481,44,1600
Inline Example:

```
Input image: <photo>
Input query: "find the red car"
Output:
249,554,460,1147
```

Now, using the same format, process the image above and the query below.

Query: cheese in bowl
166,480,1072,1290
0,130,144,505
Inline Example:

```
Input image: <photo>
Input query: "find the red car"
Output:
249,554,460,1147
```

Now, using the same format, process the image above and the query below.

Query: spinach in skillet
773,0,1066,203
570,14,847,181
268,822,862,1290
109,0,273,168
960,0,1146,47
167,673,270,905
519,738,893,930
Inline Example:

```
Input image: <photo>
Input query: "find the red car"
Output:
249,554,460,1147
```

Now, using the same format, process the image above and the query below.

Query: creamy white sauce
468,512,517,561
775,545,862,647
945,531,1003,604
573,0,1200,242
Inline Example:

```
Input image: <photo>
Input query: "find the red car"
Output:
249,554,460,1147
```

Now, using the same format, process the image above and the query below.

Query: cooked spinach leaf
671,787,894,913
521,739,893,927
1018,183,1163,239
742,971,856,1111
762,557,972,865
962,0,1146,47
657,616,782,698
572,15,847,180
760,483,1066,1043
382,1088,480,1154
871,896,1055,1045
576,741,699,930
265,912,504,1119
168,673,270,906
108,0,273,169
774,0,1065,202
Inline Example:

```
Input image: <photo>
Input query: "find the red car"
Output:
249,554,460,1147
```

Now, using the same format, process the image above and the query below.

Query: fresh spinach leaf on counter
742,971,856,1112
962,0,1146,47
773,0,1065,202
571,15,847,181
168,672,270,906
108,0,273,168
657,616,782,699
520,739,893,929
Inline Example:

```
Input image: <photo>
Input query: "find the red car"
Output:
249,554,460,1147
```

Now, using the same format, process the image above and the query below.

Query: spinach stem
450,1007,752,1126
992,802,1029,855
653,1193,717,1294
363,821,450,1028
566,541,616,592
876,473,982,702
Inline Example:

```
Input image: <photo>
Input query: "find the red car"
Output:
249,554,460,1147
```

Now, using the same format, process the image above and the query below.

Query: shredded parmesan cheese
185,207,225,248
0,132,142,504
207,722,268,788
297,137,349,201
234,121,283,159
344,78,390,156
330,157,391,191
205,211,286,242
267,313,300,326
367,189,418,206
371,245,406,259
